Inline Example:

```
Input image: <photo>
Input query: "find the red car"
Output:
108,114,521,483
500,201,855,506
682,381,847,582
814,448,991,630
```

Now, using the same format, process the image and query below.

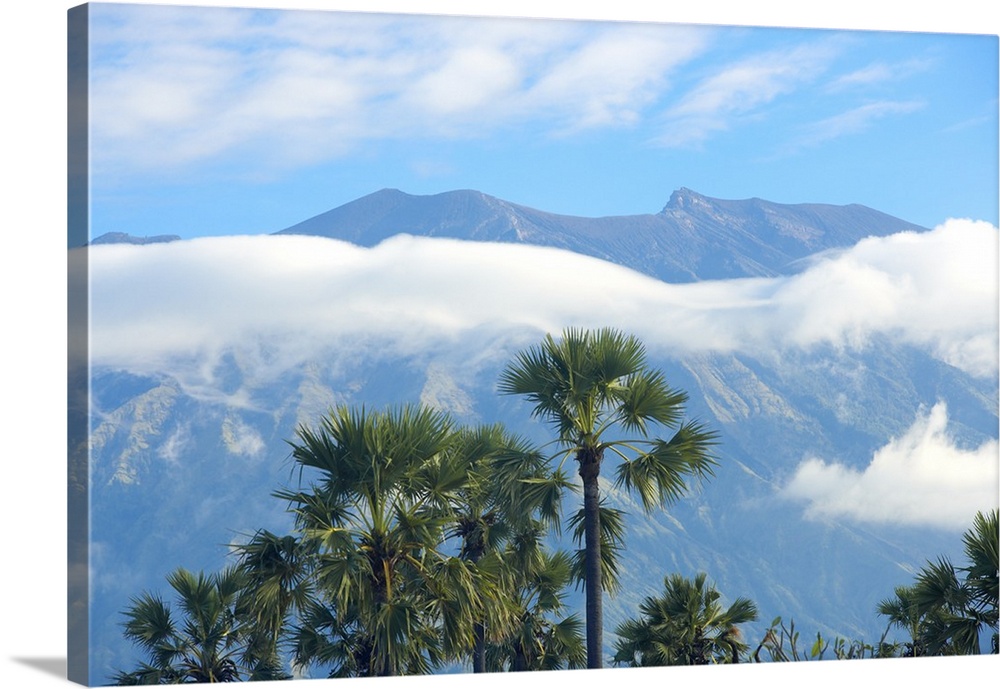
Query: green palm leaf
614,421,719,512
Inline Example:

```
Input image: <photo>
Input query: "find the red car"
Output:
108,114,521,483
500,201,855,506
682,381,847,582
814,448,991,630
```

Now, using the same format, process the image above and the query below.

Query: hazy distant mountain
90,231,181,245
276,187,928,282
83,188,995,683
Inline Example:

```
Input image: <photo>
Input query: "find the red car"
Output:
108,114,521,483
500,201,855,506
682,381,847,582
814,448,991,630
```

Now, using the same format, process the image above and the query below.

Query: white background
2,1,998,687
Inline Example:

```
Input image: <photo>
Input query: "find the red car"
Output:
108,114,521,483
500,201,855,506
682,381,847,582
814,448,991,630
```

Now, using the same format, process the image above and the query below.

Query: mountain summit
276,188,927,282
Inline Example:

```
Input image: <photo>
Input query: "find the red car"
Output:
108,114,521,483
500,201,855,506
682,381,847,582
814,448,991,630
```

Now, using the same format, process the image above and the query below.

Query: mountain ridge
275,187,928,282
90,231,181,245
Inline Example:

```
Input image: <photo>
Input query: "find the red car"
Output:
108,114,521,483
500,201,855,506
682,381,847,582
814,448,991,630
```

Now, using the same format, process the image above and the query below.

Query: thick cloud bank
782,402,999,530
82,221,998,529
86,218,998,381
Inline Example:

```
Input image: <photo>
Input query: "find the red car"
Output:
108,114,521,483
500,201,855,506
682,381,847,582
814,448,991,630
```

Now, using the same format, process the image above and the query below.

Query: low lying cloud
781,403,999,530
86,218,998,388
83,222,997,529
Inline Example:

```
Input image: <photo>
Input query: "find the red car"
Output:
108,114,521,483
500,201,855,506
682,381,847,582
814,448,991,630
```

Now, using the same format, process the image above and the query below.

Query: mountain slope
276,187,928,282
86,332,996,682
82,189,995,683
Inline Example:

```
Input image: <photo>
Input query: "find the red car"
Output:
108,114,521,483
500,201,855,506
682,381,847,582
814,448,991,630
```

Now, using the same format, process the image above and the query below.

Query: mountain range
82,188,996,684
275,187,928,282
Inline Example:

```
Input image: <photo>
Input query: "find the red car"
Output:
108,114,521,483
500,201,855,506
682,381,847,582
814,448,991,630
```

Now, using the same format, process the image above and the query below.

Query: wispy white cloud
824,58,932,92
785,99,924,151
944,108,999,133
221,415,265,457
157,423,192,465
520,24,706,132
88,5,709,175
654,40,841,147
87,5,957,182
654,42,933,151
782,402,999,530
827,63,895,90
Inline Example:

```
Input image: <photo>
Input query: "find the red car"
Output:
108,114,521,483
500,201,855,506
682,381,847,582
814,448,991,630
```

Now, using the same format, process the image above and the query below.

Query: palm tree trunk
579,447,603,669
473,622,486,673
465,540,487,673
513,645,528,672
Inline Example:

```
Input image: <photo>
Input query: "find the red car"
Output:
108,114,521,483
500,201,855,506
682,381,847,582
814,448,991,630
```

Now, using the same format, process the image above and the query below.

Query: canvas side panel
67,3,90,686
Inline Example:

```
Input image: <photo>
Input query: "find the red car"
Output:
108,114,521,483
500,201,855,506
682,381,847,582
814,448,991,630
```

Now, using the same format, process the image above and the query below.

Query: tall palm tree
112,566,291,684
498,327,719,668
612,572,758,666
276,404,488,677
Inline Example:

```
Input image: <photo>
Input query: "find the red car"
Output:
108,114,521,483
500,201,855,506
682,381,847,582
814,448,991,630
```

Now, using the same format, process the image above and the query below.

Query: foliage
613,572,757,666
751,616,897,662
441,423,572,671
484,526,586,671
113,402,588,681
876,584,935,657
112,567,292,684
275,403,489,677
230,529,316,673
902,509,999,655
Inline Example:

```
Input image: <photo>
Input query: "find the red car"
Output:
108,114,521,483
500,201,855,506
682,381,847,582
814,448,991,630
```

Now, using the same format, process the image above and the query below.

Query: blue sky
85,1,999,240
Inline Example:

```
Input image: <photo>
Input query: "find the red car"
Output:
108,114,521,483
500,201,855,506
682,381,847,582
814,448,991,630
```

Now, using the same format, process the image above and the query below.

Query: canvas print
67,2,999,686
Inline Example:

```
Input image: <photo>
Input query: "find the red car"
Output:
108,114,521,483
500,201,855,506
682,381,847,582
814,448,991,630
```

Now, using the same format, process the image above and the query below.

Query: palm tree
910,509,999,655
441,423,570,672
612,572,758,666
962,509,999,653
231,529,316,673
112,566,291,684
484,524,586,672
877,584,933,657
276,404,488,677
498,327,719,668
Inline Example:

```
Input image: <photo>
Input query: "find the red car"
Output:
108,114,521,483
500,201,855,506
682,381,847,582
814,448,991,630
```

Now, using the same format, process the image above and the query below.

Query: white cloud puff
782,402,999,530
221,416,265,458
773,219,999,376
